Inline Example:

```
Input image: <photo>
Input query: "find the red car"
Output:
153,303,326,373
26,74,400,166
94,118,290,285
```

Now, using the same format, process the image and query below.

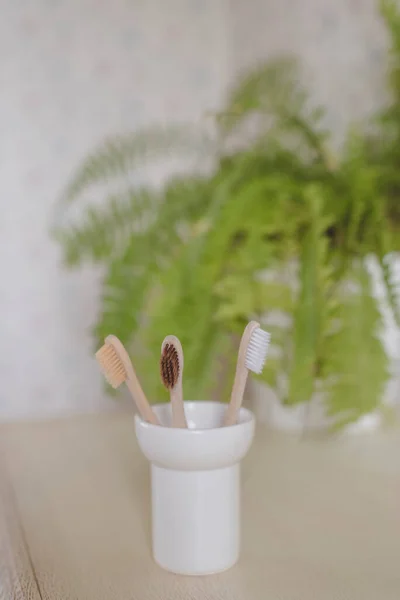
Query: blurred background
1,0,399,431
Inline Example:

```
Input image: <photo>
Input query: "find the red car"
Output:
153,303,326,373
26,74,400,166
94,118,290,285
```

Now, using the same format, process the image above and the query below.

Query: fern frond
95,238,152,346
220,57,307,130
138,243,225,401
91,174,220,398
53,188,161,265
381,254,400,328
218,57,330,165
323,262,389,428
62,124,214,204
287,185,335,404
138,157,274,399
380,0,400,97
55,173,215,267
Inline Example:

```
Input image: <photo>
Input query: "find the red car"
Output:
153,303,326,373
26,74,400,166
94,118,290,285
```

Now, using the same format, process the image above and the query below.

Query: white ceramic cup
135,401,255,576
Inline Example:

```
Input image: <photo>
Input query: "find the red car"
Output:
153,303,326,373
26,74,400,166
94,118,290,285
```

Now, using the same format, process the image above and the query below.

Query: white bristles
245,327,271,374
96,343,126,388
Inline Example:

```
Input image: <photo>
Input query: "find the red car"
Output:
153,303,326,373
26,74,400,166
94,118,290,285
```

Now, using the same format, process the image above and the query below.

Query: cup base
153,556,239,576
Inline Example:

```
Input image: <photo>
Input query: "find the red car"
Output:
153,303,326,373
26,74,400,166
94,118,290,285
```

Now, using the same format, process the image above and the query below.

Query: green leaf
93,176,216,352
215,275,293,324
53,188,161,265
323,263,389,428
219,57,330,165
60,124,214,204
380,0,400,95
134,161,257,400
255,357,281,388
95,237,156,347
287,186,333,404
381,254,400,328
220,57,308,132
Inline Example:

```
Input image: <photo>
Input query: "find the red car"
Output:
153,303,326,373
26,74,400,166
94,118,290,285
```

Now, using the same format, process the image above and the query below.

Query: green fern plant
54,0,400,428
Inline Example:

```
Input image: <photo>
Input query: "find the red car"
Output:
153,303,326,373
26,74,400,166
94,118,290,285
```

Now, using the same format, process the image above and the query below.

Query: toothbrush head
96,335,160,425
244,324,271,375
95,336,127,388
160,341,180,390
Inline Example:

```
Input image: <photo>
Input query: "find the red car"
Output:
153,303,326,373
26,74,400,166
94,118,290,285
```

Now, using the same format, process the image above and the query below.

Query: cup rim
135,400,255,433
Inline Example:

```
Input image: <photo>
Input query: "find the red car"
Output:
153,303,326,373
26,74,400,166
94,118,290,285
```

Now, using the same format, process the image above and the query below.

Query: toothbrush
223,321,270,426
96,334,160,425
160,335,187,428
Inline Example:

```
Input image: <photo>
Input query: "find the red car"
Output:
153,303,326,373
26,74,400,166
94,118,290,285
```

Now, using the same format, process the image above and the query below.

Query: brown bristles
95,343,126,389
160,343,180,389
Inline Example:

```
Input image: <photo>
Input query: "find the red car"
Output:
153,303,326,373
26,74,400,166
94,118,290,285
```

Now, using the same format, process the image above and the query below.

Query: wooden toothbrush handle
171,385,187,428
126,377,160,425
223,368,249,426
224,321,259,426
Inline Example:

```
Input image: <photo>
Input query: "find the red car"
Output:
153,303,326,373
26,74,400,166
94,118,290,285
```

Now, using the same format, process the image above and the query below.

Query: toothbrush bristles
245,327,271,374
160,343,180,389
96,343,126,388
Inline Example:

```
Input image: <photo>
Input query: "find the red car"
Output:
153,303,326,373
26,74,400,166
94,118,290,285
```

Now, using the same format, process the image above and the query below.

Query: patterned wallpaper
0,0,398,419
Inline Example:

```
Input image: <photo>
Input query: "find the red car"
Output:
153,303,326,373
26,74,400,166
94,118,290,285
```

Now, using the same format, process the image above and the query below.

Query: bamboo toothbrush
223,321,270,426
96,334,159,425
160,335,187,428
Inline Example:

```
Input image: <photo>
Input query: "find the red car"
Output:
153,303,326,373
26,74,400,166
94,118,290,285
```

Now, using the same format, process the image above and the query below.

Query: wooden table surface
1,410,400,600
